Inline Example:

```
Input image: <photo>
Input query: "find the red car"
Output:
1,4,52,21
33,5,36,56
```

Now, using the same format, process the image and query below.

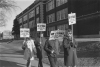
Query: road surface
0,40,49,67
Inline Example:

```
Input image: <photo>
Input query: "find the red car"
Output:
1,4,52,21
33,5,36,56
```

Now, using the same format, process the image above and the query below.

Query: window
29,20,35,28
57,11,61,21
19,18,22,23
57,8,68,21
36,6,39,14
57,24,68,30
32,10,35,17
29,21,33,28
23,23,28,28
23,15,28,21
61,0,65,5
29,10,35,18
56,0,60,7
36,17,39,23
29,12,31,18
64,8,68,19
56,0,68,7
61,9,65,19
47,13,55,24
46,0,54,11
32,20,35,27
47,26,55,36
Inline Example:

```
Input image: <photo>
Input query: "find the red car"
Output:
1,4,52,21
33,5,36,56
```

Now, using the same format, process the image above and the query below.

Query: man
44,35,60,67
66,29,78,67
62,29,78,67
34,33,46,67
62,29,70,66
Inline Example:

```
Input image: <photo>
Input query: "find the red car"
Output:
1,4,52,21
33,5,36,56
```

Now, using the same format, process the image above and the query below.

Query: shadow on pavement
0,48,24,55
0,60,37,67
0,60,25,67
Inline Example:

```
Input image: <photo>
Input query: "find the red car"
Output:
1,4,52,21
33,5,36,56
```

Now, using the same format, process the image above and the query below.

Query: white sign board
20,28,30,37
49,30,65,41
37,23,46,31
68,13,76,25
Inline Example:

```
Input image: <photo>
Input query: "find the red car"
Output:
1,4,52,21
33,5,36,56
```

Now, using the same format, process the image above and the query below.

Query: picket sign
68,13,76,25
37,23,46,31
37,23,46,44
68,13,76,42
20,28,30,38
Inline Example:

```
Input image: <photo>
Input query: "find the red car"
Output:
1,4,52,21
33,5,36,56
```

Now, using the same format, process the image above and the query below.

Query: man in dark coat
44,37,60,67
62,34,70,66
34,33,46,67
62,29,78,67
62,29,70,66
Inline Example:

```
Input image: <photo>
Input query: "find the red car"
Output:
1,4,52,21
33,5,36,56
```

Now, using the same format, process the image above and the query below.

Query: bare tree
0,0,17,27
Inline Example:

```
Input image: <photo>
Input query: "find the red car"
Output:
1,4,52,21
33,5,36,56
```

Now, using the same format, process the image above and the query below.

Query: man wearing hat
44,31,60,67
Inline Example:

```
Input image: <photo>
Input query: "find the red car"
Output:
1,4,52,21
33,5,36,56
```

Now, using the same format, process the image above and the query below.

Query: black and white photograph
0,0,100,67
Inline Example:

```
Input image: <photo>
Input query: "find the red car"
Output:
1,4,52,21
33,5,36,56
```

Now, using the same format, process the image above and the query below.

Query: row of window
22,17,39,28
47,24,68,36
56,0,68,7
19,0,68,23
47,13,55,24
21,17,68,29
57,8,68,21
47,8,68,24
19,6,39,23
21,8,68,28
46,0,68,11
57,24,68,30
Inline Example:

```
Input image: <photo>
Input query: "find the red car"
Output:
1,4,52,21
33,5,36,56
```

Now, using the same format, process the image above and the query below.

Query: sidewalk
0,41,49,67
0,54,50,67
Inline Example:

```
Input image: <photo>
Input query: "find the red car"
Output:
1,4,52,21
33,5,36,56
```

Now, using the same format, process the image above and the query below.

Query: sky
0,0,35,32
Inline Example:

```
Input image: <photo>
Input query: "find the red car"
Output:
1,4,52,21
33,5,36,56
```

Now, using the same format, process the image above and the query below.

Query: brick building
16,0,100,38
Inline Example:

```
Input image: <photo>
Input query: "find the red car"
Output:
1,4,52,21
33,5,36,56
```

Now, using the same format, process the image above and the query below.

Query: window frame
36,6,39,14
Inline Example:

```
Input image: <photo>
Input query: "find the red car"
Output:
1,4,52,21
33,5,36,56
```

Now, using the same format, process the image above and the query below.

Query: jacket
23,39,35,60
44,39,60,57
34,37,46,59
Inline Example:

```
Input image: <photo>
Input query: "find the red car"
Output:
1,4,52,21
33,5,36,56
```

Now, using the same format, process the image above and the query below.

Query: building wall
16,0,100,38
68,0,100,37
17,0,46,38
45,0,68,37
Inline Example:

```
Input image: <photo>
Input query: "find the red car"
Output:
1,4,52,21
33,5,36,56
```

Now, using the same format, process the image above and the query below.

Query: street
0,40,49,67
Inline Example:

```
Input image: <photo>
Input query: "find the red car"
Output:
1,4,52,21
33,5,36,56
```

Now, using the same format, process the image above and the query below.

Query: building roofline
17,0,46,19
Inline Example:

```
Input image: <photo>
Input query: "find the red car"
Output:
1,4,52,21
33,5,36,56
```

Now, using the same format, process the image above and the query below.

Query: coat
44,39,60,57
34,37,46,59
23,39,36,60
63,37,78,66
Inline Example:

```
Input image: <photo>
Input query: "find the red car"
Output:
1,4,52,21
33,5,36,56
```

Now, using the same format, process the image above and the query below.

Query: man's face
68,31,72,40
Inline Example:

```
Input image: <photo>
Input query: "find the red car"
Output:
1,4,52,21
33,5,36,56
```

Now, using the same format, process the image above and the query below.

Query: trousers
48,56,57,67
38,57,43,67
